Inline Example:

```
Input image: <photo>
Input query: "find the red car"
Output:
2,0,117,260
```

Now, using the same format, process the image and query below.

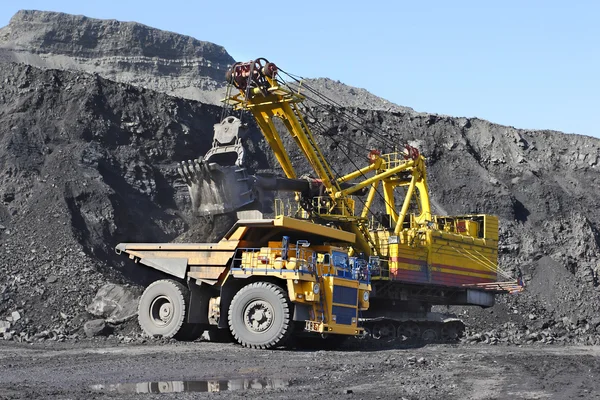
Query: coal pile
1,10,600,345
0,61,248,342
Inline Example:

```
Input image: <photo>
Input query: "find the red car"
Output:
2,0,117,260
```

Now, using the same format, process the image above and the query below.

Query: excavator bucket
178,117,255,216
178,115,330,217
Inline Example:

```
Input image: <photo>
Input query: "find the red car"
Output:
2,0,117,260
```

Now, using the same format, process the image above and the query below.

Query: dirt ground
0,340,599,400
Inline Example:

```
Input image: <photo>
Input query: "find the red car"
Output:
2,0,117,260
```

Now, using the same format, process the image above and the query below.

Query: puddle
90,378,289,394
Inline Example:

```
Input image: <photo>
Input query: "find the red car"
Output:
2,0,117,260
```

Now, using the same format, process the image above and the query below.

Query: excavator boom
221,58,439,257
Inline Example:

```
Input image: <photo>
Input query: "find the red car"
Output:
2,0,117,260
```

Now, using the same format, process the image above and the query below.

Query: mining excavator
115,58,522,348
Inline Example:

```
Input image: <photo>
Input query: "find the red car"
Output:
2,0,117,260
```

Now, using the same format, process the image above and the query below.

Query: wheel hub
373,323,396,339
244,300,274,333
159,303,172,321
421,328,438,342
150,295,174,326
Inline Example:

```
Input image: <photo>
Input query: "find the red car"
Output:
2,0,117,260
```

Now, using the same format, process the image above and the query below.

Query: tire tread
138,279,189,339
228,282,292,349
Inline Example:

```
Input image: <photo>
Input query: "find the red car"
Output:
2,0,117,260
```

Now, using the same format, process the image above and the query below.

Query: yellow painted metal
117,241,239,251
188,267,228,280
336,161,380,185
254,110,297,179
358,287,370,310
412,157,432,224
273,216,355,243
394,173,417,235
309,196,356,218
288,101,339,190
286,279,319,303
228,239,369,336
375,214,500,285
227,227,248,241
304,321,362,336
118,247,237,267
230,268,316,280
319,275,362,333
484,215,499,241
227,79,380,256
361,182,379,219
382,179,398,223
334,159,415,198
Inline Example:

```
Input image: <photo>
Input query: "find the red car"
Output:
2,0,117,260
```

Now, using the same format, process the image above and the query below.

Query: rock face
0,10,407,112
0,62,238,340
297,78,415,114
0,10,599,343
0,10,234,105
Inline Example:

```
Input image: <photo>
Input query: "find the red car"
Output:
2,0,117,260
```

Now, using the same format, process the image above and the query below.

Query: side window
331,251,348,268
322,254,330,265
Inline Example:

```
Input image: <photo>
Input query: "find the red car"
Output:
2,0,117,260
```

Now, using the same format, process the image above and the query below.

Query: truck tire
228,282,292,349
138,279,194,340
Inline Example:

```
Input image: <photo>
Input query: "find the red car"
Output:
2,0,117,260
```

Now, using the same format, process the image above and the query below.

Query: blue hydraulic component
350,257,370,282
367,256,381,278
281,236,289,261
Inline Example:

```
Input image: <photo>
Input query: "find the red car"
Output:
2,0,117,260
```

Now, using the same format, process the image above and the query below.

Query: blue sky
1,1,598,137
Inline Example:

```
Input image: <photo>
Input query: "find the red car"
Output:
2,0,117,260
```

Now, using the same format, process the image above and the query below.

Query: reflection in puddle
90,378,289,394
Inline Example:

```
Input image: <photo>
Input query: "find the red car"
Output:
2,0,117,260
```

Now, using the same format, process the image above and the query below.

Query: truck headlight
362,291,369,302
313,283,320,295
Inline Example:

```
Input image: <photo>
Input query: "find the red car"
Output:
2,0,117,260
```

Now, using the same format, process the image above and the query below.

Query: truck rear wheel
138,279,194,340
228,282,292,349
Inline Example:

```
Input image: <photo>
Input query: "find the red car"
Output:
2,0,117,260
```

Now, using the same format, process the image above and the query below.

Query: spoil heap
0,62,240,340
1,10,599,344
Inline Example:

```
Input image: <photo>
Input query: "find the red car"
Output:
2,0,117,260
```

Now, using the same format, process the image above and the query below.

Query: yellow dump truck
117,217,370,348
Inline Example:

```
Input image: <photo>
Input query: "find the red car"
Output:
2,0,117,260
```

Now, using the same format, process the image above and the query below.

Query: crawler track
359,319,466,344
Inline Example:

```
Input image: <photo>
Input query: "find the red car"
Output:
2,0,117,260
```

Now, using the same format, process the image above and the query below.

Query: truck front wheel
138,279,193,339
228,282,292,349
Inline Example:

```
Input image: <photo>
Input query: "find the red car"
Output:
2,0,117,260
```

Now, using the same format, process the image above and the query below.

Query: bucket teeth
178,157,205,185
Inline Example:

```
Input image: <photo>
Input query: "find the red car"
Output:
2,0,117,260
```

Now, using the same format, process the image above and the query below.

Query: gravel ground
1,340,599,399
